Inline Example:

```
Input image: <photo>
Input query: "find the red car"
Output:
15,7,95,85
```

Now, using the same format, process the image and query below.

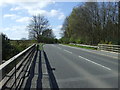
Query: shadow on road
43,51,59,90
24,50,37,89
24,50,42,90
21,48,59,89
37,50,42,90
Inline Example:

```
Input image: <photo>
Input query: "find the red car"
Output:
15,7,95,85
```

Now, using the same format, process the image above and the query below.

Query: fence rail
69,43,120,53
98,44,120,53
69,43,98,49
0,44,37,90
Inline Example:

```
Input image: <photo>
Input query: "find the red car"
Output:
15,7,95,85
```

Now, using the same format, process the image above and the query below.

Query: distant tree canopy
2,34,19,60
2,33,35,60
61,2,119,45
28,14,56,43
21,38,27,40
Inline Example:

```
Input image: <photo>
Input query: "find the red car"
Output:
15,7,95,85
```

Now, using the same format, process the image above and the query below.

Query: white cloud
10,7,22,11
28,9,47,16
16,17,30,23
1,0,65,39
7,0,54,11
3,14,19,19
58,13,65,20
27,9,65,20
8,1,64,20
50,10,59,16
56,25,62,29
0,25,62,39
0,26,28,40
49,10,65,20
52,25,62,39
0,0,55,7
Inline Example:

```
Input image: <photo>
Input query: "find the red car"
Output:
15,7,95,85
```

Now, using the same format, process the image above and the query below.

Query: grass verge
63,44,97,50
39,43,45,50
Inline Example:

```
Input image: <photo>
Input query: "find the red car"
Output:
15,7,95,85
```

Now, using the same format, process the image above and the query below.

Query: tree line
60,2,119,45
1,33,35,60
2,33,19,60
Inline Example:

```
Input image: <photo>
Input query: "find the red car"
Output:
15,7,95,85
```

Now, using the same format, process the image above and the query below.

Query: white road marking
51,45,54,46
78,55,111,70
64,49,72,54
58,47,62,49
60,44,118,59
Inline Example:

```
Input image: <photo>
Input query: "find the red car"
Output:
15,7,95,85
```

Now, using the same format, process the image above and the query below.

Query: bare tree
28,14,49,42
42,29,55,38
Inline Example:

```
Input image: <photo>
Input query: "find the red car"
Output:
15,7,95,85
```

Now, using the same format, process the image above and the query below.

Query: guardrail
98,44,120,53
0,44,37,90
69,43,98,49
70,43,120,53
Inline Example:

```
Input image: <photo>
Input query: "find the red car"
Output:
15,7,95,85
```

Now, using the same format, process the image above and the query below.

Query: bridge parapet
0,44,37,89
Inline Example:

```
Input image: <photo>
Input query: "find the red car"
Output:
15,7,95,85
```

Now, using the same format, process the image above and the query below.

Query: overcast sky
0,0,79,40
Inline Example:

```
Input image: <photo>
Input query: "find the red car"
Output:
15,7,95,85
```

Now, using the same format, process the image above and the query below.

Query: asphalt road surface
43,44,118,88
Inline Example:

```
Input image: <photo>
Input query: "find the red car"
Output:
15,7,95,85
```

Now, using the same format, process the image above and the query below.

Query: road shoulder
60,44,119,59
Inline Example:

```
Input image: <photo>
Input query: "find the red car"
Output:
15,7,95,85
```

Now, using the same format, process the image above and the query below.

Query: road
43,44,118,88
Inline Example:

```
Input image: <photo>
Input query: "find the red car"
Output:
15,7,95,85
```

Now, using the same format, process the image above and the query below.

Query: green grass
39,43,45,50
63,44,97,50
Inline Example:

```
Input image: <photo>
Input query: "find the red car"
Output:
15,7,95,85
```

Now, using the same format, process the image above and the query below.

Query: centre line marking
64,49,72,54
60,44,118,59
58,47,62,49
78,55,111,70
51,45,54,46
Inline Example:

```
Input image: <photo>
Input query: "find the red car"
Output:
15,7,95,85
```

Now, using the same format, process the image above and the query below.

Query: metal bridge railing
0,44,37,89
